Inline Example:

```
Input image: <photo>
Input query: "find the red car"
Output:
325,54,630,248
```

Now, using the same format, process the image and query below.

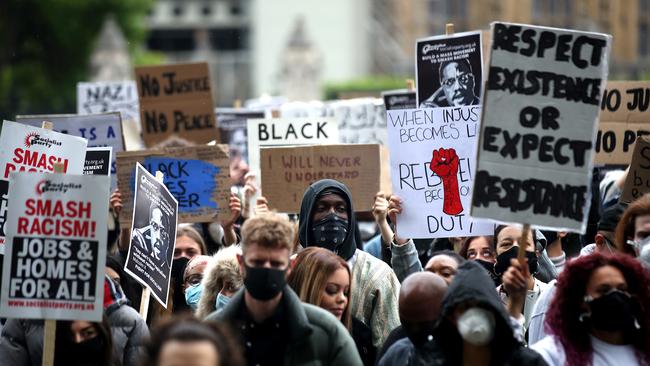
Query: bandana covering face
311,213,348,251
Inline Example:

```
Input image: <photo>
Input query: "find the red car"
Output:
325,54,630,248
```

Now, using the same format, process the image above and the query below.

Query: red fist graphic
429,148,463,215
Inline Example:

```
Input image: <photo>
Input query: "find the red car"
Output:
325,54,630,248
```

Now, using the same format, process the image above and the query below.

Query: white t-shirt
531,335,641,366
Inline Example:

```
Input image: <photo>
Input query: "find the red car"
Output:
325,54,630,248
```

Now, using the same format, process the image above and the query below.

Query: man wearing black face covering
206,213,362,365
297,179,401,349
378,272,447,366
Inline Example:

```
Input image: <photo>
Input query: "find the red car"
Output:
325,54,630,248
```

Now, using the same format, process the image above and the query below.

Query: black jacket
420,261,548,366
298,179,361,261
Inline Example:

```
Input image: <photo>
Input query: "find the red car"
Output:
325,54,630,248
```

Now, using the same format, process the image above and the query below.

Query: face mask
494,246,538,276
474,259,502,287
457,307,496,346
583,290,640,333
69,336,106,365
184,283,203,310
311,213,348,251
244,264,286,301
215,292,231,310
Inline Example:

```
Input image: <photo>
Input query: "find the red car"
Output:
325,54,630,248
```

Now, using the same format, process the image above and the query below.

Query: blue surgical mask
215,292,231,310
184,284,203,310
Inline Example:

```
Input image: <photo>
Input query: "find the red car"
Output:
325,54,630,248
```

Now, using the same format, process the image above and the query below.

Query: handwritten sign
621,136,650,202
471,22,611,232
135,62,218,147
0,173,109,321
16,113,124,189
77,81,139,123
116,145,230,225
261,144,390,212
387,106,493,238
124,163,178,307
595,81,650,165
0,121,87,253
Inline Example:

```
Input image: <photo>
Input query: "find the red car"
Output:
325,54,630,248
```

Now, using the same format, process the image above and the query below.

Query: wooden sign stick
138,170,165,321
446,23,455,35
405,79,415,91
518,223,531,262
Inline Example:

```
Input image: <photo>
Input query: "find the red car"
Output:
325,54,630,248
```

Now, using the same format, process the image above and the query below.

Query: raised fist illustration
429,147,463,215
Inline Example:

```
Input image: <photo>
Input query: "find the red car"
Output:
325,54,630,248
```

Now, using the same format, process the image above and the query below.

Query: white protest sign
0,121,88,253
471,22,611,232
0,173,109,321
327,98,388,144
77,81,140,124
246,118,339,182
124,163,179,307
17,113,124,189
387,107,494,238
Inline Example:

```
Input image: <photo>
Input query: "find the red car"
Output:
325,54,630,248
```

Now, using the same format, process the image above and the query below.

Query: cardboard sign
382,89,417,111
17,113,124,189
215,108,265,164
0,121,87,252
124,163,178,307
0,173,109,321
416,31,483,108
116,145,230,225
247,118,339,181
387,107,494,238
595,81,650,165
77,81,140,123
471,22,611,232
621,136,650,202
261,144,390,212
84,147,112,176
135,62,218,147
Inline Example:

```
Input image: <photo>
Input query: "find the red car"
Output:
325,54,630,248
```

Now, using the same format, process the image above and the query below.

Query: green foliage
323,75,411,100
0,0,153,119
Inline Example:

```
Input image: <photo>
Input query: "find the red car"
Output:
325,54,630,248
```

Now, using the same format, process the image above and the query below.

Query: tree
0,0,153,119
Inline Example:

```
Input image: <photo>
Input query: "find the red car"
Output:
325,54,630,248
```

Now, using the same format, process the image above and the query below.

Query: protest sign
135,62,217,147
328,99,388,144
595,81,650,165
382,89,417,111
247,118,339,182
0,172,109,321
260,144,390,212
621,136,650,202
17,112,124,189
215,108,265,164
471,22,611,232
0,121,87,253
416,31,483,108
116,145,230,225
124,163,178,306
84,147,112,176
386,106,494,238
77,81,140,123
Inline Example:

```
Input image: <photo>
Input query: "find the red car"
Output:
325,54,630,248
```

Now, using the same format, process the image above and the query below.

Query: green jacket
206,287,363,366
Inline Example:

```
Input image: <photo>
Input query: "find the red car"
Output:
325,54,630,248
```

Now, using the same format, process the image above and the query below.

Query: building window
147,29,196,51
210,28,247,51
202,4,212,16
640,23,649,56
173,5,183,17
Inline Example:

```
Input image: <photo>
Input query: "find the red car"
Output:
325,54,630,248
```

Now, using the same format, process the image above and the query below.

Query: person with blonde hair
206,213,362,365
289,247,375,365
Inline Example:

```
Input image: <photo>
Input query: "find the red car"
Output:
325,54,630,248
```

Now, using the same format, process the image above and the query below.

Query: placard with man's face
416,31,483,108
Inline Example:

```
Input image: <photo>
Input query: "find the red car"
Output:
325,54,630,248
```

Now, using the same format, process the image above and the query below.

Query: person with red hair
531,253,650,366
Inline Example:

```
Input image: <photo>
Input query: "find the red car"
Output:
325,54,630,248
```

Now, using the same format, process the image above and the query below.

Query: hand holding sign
430,147,462,215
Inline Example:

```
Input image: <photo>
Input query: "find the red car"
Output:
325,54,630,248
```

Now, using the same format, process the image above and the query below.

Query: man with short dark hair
206,213,362,366
419,59,480,108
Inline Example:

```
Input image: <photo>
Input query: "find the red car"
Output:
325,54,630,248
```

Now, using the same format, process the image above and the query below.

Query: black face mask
244,264,286,301
171,257,190,312
66,336,106,365
494,246,538,276
474,259,502,287
584,290,641,333
311,213,348,252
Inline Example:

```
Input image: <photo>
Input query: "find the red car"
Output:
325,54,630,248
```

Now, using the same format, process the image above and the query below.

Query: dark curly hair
544,252,650,366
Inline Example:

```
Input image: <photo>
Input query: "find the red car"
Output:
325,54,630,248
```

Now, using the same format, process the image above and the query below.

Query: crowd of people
0,161,649,366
